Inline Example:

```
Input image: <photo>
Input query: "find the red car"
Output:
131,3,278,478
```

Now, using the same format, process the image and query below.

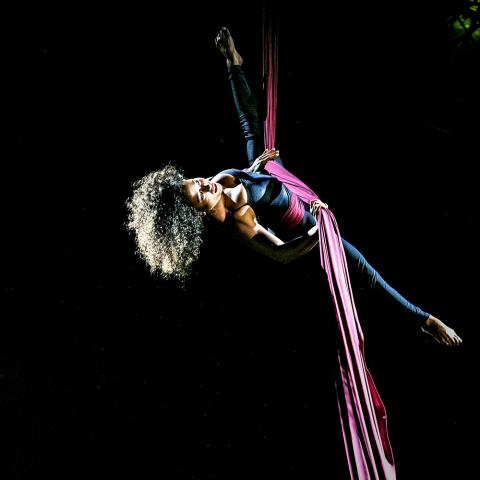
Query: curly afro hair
126,164,205,281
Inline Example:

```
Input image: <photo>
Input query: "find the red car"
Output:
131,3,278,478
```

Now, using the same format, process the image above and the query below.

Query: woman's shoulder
211,167,245,180
226,204,257,236
219,168,273,180
211,170,238,186
217,168,242,177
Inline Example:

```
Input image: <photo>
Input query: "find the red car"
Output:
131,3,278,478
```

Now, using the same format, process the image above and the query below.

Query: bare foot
215,26,243,67
421,315,462,346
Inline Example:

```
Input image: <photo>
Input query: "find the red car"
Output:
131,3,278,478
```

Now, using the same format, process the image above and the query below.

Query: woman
126,27,461,347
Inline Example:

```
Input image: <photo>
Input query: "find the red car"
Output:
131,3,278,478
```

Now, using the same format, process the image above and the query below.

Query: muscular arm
227,207,319,264
248,224,319,264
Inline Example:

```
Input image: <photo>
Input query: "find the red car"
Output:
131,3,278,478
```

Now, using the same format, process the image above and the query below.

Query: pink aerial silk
262,5,278,150
262,9,396,478
278,190,305,231
266,162,395,480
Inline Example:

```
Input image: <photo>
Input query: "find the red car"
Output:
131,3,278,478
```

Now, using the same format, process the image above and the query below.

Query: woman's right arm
228,209,319,263
248,225,319,263
243,148,279,173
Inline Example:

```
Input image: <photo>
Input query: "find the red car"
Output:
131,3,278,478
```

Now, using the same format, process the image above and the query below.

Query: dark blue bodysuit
220,168,315,240
226,65,429,325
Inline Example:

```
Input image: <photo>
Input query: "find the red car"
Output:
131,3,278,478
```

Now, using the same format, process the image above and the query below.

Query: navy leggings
227,65,429,325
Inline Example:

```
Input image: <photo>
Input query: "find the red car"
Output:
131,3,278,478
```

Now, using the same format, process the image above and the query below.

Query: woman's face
183,177,223,212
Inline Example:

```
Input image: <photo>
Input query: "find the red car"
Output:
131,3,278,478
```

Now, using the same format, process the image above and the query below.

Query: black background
4,2,479,479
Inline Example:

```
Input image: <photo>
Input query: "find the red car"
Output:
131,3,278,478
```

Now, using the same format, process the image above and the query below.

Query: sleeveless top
220,168,316,239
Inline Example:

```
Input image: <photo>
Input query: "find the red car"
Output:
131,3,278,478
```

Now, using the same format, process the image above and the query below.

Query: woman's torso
218,168,315,239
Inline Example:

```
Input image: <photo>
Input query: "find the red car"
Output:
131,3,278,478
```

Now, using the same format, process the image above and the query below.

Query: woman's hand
244,148,279,173
310,199,329,217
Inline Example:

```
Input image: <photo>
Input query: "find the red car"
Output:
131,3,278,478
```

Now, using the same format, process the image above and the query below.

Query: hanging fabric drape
265,161,396,480
262,3,278,151
262,8,396,479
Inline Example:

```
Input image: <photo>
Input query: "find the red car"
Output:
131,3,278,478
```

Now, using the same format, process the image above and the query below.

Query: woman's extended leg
342,238,462,346
215,27,263,165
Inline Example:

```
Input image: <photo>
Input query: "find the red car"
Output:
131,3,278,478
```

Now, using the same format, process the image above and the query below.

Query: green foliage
449,0,480,49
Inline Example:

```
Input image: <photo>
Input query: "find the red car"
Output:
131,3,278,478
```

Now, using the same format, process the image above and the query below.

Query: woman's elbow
274,253,294,264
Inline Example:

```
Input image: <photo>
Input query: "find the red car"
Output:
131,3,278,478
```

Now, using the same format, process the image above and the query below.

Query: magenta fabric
262,6,278,150
262,13,395,477
278,190,305,231
265,161,396,479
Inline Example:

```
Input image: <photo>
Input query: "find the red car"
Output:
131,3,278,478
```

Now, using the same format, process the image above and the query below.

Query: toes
449,329,462,346
439,335,450,346
421,323,463,347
